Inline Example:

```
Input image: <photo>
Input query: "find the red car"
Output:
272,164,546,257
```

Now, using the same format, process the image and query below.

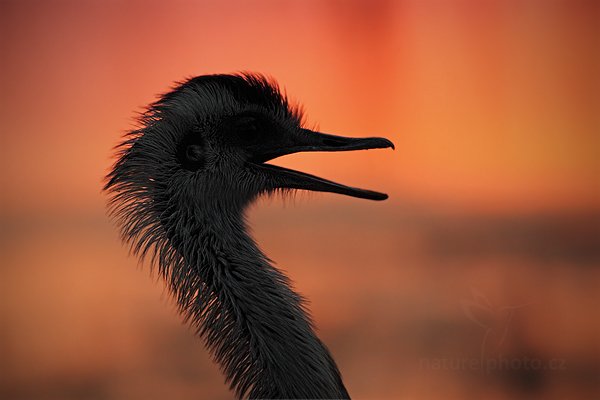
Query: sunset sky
1,1,598,399
1,0,598,215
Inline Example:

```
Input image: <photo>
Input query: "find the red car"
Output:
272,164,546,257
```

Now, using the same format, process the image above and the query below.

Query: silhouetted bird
104,73,393,399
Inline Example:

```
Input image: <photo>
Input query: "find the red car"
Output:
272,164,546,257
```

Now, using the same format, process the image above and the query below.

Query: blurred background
1,0,598,399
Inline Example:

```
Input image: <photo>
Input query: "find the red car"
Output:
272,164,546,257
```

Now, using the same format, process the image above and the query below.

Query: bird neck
168,209,350,399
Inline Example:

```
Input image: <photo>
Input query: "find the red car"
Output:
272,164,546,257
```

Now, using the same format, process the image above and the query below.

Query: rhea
104,73,393,399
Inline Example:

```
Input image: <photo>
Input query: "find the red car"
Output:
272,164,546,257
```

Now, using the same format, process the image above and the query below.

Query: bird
104,73,393,399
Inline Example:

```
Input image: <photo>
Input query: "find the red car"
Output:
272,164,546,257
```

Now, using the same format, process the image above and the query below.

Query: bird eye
236,116,260,142
178,134,205,171
222,111,273,145
186,144,203,162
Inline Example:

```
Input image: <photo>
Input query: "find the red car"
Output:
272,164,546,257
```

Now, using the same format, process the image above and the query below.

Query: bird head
105,73,393,227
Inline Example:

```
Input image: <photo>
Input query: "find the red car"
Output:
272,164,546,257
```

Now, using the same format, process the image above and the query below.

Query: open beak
249,128,394,200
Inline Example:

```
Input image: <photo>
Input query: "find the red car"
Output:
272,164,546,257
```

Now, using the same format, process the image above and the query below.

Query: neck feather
165,209,350,399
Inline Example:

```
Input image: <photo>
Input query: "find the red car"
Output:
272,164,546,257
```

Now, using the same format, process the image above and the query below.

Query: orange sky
1,3,599,399
1,0,598,215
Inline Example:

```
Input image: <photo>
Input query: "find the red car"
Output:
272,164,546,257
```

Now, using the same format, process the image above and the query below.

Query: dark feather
104,73,350,399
